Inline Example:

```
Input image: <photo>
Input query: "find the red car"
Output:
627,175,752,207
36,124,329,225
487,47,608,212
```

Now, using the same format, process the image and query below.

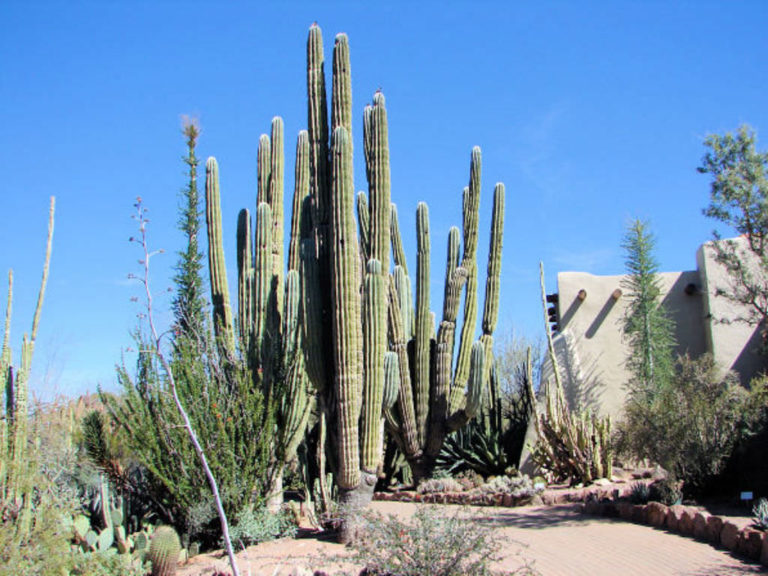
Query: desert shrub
478,474,542,499
455,469,484,491
753,498,768,531
618,354,765,496
417,477,464,494
648,478,683,506
628,482,650,504
347,506,537,576
227,506,297,550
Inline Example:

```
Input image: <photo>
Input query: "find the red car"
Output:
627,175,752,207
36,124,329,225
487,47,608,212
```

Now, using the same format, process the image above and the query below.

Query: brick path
177,501,765,576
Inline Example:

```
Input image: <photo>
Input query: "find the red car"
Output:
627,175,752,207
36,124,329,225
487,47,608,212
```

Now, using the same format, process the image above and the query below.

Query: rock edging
582,500,768,567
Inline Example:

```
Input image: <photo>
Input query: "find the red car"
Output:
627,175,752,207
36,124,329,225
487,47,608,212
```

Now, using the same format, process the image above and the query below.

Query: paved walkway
178,501,765,576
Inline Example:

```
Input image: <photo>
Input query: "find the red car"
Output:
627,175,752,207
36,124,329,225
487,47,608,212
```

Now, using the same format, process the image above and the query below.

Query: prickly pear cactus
148,525,181,576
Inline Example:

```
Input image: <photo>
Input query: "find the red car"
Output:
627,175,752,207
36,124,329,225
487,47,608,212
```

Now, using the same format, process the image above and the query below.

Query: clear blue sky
2,1,766,400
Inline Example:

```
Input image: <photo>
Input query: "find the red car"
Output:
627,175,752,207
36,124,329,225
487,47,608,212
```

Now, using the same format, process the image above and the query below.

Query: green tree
698,124,768,333
172,117,206,338
621,219,676,400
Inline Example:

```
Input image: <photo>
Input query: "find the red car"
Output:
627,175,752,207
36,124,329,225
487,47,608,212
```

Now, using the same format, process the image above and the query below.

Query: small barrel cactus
149,525,181,576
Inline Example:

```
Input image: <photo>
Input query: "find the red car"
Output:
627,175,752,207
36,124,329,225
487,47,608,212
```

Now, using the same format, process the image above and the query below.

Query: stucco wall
697,239,766,383
550,269,708,418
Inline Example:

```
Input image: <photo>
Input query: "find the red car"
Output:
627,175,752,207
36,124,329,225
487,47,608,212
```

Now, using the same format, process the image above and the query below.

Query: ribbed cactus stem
289,131,311,272
301,239,326,391
236,209,253,348
257,134,271,208
205,158,237,357
479,183,505,392
149,525,181,576
361,259,385,474
414,202,431,447
356,191,370,261
464,342,485,419
269,118,285,316
386,274,419,457
330,126,362,490
445,227,461,289
390,203,409,275
365,91,391,275
331,34,353,143
307,24,330,236
279,270,312,461
253,203,273,358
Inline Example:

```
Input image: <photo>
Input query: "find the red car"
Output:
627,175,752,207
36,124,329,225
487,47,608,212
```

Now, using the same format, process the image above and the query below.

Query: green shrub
618,354,764,496
628,482,650,504
648,478,683,506
346,506,537,576
227,506,297,550
753,498,768,531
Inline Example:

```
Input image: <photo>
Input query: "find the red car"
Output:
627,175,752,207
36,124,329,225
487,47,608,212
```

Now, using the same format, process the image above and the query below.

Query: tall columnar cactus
204,124,314,509
149,525,181,576
1,197,54,503
301,25,506,496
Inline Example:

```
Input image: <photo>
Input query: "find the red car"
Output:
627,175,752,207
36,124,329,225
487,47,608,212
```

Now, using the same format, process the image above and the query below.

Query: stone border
582,500,768,567
373,480,638,508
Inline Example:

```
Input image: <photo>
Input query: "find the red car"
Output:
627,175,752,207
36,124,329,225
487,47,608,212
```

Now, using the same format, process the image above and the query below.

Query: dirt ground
176,501,764,576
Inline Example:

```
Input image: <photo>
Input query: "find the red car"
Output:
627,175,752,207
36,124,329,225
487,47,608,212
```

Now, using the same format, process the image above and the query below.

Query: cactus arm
451,148,483,411
386,273,420,458
360,259,385,474
279,270,312,461
426,264,468,456
257,134,271,208
382,351,400,429
307,23,330,238
301,239,326,392
236,209,253,349
356,191,371,262
269,118,285,316
446,341,485,432
479,183,505,399
390,203,409,276
331,34,353,144
253,203,273,360
329,126,363,490
365,92,391,275
289,131,311,273
413,202,431,447
205,158,237,358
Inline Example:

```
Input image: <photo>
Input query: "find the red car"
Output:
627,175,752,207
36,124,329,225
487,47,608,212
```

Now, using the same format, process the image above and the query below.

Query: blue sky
1,1,766,400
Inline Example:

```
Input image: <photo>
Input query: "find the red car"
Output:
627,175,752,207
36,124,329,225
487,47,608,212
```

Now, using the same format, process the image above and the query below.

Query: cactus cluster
200,24,506,534
1,197,54,509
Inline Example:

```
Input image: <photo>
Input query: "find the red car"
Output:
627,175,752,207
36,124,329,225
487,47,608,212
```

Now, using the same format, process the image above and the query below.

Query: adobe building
520,238,768,473
542,237,765,418
520,237,766,472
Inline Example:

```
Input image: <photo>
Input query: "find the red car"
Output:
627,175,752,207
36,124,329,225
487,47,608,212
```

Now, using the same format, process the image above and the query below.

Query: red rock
720,521,740,551
693,512,710,540
646,502,667,527
617,502,634,521
736,528,764,561
632,504,648,524
583,500,601,516
666,505,685,532
706,515,723,544
678,508,696,535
